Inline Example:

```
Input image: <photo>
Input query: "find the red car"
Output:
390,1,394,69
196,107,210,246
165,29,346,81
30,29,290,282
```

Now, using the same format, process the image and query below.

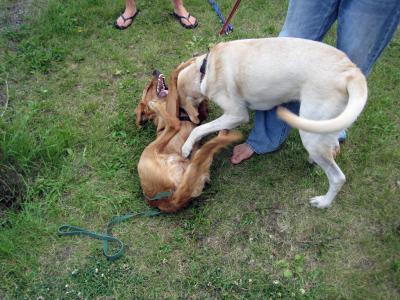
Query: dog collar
178,108,192,122
200,54,208,83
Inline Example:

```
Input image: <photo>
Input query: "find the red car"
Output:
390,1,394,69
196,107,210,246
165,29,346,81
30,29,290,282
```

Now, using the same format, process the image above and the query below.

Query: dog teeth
156,74,168,96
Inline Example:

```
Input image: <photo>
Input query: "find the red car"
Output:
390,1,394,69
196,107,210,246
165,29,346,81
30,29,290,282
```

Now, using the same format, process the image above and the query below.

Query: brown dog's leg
146,101,181,152
181,101,200,124
158,130,242,212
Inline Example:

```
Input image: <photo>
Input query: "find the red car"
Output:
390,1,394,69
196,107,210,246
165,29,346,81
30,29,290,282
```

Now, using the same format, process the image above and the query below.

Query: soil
1,0,34,29
0,161,25,211
0,1,35,213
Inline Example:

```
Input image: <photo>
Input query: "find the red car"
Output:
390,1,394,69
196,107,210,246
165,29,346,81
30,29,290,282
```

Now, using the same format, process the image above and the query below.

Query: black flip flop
172,11,198,29
115,9,140,30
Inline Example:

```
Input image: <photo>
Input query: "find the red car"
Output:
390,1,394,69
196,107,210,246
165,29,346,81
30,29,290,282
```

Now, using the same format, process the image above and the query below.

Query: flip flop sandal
172,11,198,29
115,9,140,30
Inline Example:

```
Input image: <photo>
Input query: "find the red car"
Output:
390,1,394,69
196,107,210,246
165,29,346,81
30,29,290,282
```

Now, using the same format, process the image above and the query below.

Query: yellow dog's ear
165,58,197,119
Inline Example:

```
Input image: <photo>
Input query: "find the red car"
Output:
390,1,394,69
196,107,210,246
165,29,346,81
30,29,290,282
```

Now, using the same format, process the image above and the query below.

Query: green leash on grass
58,191,172,261
58,209,161,261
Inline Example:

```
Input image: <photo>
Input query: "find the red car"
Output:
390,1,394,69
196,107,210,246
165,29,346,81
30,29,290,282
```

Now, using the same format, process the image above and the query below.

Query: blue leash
208,0,234,34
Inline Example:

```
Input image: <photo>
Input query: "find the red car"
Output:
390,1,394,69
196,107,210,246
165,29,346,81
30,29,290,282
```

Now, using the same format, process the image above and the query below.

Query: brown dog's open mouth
153,70,168,98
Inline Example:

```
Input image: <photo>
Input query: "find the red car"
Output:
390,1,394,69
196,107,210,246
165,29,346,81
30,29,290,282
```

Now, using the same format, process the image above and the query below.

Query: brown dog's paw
170,117,181,131
188,114,200,125
146,195,182,213
218,129,229,136
156,201,182,213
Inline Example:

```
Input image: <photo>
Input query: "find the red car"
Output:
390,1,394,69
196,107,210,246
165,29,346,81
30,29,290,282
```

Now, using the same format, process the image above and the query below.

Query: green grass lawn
1,0,399,299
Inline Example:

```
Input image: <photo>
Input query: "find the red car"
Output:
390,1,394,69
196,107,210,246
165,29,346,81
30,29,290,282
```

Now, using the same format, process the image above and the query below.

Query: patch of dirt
0,161,26,212
9,2,26,27
1,0,38,55
259,202,287,239
1,0,34,29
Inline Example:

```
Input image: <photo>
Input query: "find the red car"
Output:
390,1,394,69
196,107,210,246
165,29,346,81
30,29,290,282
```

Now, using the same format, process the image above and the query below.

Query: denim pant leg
337,0,400,76
280,0,340,40
247,0,340,154
247,102,300,153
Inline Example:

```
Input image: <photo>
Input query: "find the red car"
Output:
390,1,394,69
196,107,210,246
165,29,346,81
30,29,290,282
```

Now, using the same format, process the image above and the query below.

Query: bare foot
231,143,254,164
173,6,197,28
115,7,138,29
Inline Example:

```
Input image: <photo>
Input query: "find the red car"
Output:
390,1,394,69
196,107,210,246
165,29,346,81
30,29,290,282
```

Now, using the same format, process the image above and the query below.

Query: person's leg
337,0,400,76
232,0,340,164
231,103,300,164
232,107,302,163
280,0,340,40
249,102,301,152
335,0,399,142
115,0,138,29
172,0,197,28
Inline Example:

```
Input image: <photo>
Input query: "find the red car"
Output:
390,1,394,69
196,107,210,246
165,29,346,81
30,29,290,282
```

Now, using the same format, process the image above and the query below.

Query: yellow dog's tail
277,68,367,133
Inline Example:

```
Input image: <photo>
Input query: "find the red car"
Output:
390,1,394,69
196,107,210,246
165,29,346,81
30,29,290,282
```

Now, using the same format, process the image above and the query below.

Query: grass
0,0,399,299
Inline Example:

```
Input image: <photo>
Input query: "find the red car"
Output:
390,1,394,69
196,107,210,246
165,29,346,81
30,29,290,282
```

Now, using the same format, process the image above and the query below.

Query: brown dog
135,61,241,212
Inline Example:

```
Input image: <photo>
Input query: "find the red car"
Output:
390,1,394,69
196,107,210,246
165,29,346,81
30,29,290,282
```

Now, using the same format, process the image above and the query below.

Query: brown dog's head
135,70,169,127
136,61,209,129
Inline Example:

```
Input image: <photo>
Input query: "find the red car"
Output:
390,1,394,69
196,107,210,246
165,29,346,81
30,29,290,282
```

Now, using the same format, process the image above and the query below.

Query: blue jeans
247,0,400,154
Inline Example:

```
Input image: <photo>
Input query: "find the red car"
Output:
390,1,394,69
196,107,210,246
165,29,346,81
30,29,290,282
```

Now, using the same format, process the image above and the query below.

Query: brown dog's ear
135,102,146,128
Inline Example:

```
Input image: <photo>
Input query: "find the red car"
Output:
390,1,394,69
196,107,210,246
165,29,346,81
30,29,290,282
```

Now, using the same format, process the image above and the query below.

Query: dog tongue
159,90,169,97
